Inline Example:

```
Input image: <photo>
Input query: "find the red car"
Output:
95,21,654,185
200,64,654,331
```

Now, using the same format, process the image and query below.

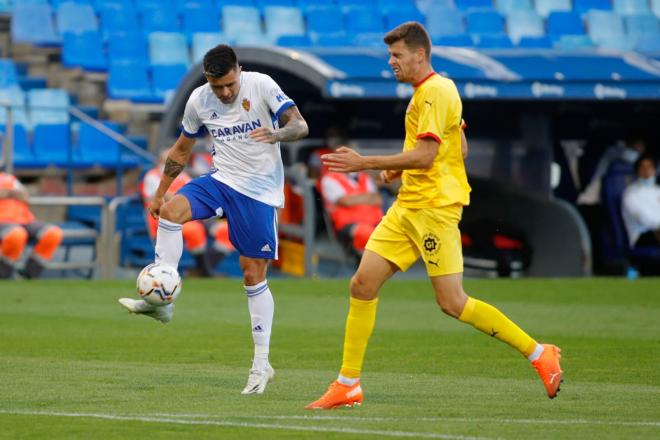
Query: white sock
155,219,183,269
337,374,359,386
527,343,544,362
245,280,274,371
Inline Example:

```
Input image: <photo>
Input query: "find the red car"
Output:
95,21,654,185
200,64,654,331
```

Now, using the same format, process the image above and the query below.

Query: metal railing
0,99,14,174
30,196,112,279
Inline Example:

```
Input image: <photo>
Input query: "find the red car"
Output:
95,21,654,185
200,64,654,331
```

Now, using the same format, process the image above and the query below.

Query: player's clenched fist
148,196,164,219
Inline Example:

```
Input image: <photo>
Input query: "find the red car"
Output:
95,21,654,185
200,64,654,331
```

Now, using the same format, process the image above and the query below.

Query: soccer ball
136,263,182,306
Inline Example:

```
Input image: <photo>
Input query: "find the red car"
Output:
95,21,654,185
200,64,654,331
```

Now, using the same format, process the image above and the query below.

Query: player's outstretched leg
241,279,275,394
118,298,174,324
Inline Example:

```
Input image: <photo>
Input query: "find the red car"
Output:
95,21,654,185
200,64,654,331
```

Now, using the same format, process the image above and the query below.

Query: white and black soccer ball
136,263,182,306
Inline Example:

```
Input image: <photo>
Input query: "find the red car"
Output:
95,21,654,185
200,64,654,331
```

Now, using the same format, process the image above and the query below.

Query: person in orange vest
319,163,384,260
141,150,233,276
0,171,63,279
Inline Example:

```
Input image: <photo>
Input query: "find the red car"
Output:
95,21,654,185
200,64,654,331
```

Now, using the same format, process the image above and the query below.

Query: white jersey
181,71,295,208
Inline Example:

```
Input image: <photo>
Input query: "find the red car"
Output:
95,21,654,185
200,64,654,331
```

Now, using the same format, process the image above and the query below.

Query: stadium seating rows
4,0,660,102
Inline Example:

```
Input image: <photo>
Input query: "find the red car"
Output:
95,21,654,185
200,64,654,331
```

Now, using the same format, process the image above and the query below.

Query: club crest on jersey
242,98,250,112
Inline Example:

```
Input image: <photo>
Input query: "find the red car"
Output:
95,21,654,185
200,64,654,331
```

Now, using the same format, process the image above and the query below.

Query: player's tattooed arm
163,158,185,178
249,106,309,144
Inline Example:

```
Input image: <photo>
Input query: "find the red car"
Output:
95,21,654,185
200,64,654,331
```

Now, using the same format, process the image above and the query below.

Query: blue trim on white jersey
274,101,295,120
180,125,208,138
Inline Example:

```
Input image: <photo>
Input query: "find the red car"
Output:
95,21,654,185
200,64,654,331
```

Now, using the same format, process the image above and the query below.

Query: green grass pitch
1,277,659,439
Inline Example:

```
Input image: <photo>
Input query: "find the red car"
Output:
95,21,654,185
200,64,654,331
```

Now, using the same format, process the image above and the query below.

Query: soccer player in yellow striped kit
306,22,563,409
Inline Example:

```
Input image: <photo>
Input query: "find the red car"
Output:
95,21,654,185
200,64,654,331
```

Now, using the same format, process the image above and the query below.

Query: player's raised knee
159,199,188,224
349,273,377,300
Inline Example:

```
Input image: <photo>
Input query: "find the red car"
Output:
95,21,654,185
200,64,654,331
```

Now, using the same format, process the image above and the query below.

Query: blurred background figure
622,155,660,249
578,136,646,205
319,151,384,262
0,171,63,279
141,150,233,277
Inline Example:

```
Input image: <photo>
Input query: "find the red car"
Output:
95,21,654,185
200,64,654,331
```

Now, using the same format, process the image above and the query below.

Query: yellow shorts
365,201,463,277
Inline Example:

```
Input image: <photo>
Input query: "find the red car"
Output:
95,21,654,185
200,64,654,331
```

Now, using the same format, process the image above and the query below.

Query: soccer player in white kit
119,45,309,394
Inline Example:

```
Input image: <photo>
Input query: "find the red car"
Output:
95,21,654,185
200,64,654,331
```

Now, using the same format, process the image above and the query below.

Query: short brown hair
383,22,431,59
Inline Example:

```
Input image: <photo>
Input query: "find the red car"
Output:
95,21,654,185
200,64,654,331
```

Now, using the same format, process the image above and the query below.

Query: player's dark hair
203,44,238,78
634,154,656,174
383,22,431,59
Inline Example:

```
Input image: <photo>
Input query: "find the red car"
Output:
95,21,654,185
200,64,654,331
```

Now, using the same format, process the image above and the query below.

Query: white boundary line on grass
153,413,660,428
0,410,494,440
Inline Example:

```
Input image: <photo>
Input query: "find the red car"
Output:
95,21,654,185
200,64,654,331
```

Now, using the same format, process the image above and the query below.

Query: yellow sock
459,297,537,357
339,297,378,379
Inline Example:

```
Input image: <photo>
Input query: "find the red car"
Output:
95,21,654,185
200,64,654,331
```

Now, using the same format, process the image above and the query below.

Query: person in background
622,155,660,248
141,149,233,277
0,171,63,279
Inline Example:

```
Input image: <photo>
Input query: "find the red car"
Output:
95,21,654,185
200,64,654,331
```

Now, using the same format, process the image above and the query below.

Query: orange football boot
531,344,563,399
305,380,363,410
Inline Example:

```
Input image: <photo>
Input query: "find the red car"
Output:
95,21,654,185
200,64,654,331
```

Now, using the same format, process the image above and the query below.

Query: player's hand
148,197,164,219
321,146,365,173
380,170,402,183
249,127,279,143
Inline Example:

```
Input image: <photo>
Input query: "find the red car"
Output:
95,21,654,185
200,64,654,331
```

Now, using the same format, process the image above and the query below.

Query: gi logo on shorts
422,232,440,256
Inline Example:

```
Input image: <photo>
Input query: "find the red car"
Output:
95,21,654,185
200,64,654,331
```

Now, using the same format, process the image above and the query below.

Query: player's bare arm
148,134,195,218
322,138,439,173
380,170,402,183
337,192,382,207
249,106,309,143
461,130,468,159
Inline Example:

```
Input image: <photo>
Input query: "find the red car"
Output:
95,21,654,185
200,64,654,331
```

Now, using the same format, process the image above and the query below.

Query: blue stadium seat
426,8,466,37
597,34,638,49
337,0,378,10
264,6,305,40
535,0,572,17
547,12,585,41
378,0,417,12
277,34,313,47
614,0,651,16
108,31,148,62
506,10,544,43
0,86,29,128
192,32,230,63
181,2,220,42
76,120,123,167
100,3,139,39
298,0,335,12
474,33,514,47
417,0,457,14
384,7,426,30
33,124,71,167
222,6,262,40
56,2,97,35
495,0,532,14
255,0,296,8
148,32,190,67
107,60,154,102
466,10,505,35
624,14,660,37
28,88,70,127
0,125,36,168
573,0,612,15
135,0,174,12
587,10,625,45
345,6,385,34
455,0,493,10
0,60,18,89
11,4,60,46
62,31,107,71
152,64,188,101
140,5,180,34
313,32,352,46
0,0,12,14
652,0,660,17
518,35,553,47
234,33,274,46
554,34,595,49
352,32,387,47
432,33,474,46
635,34,660,51
306,5,346,38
